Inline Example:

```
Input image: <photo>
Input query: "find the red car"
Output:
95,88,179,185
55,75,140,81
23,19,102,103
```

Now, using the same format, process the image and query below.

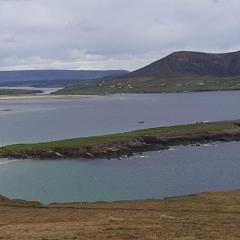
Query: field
0,190,240,239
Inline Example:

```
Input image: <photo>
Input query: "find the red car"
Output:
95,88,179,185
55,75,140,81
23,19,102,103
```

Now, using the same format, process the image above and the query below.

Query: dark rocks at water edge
2,129,240,160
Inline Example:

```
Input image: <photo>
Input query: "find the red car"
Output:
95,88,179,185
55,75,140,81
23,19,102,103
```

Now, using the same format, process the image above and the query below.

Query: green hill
55,50,240,94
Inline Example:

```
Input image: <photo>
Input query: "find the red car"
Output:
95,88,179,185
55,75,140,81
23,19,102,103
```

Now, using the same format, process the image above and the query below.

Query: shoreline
1,89,240,101
0,94,93,101
1,119,240,160
55,87,240,95
0,189,238,206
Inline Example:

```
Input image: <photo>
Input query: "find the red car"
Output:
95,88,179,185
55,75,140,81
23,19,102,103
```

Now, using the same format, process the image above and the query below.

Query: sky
0,0,239,71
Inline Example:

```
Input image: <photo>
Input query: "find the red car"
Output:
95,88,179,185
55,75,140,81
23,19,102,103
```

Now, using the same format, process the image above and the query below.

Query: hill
0,70,128,87
56,50,240,94
128,50,240,78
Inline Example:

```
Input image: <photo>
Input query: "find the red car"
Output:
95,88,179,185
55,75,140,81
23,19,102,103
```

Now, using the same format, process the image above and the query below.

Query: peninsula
1,119,240,159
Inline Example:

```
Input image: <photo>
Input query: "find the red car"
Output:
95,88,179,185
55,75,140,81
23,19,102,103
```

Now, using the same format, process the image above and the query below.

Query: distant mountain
0,70,129,87
55,50,240,95
128,51,240,78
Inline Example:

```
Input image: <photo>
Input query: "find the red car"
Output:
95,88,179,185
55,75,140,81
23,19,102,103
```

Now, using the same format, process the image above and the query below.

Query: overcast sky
0,0,239,71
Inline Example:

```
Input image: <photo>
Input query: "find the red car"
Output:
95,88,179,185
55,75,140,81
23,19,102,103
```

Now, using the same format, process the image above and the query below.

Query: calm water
0,142,239,203
1,91,240,202
0,91,240,145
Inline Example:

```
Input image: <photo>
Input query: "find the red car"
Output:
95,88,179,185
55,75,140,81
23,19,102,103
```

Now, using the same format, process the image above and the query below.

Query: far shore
2,89,240,101
0,94,94,101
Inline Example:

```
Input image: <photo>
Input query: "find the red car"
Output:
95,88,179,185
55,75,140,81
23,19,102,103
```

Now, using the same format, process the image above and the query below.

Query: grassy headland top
1,119,240,159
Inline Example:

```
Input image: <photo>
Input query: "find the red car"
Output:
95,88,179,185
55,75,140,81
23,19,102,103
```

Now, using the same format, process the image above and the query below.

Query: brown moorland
0,190,240,239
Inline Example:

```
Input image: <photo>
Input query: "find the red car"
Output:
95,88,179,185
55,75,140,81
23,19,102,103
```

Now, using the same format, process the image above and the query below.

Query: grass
1,119,239,154
7,199,42,207
1,190,240,239
54,76,240,95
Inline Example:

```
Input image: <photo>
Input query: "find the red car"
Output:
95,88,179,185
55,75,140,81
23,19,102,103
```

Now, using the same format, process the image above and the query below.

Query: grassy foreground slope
1,119,240,159
1,190,240,239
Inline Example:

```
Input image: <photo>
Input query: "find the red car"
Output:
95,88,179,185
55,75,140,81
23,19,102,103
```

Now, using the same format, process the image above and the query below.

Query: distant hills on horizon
0,69,129,87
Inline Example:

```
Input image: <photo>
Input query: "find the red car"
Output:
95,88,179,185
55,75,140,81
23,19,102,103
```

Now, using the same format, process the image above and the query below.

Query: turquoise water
0,142,239,203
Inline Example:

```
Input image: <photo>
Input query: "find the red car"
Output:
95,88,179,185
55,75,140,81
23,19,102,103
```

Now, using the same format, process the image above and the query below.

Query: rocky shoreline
1,126,240,160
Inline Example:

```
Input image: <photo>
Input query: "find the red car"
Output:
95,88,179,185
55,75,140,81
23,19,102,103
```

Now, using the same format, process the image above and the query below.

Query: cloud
0,0,239,71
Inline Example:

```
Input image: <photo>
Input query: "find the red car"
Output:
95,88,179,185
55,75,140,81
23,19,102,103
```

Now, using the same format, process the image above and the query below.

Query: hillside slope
56,51,240,94
129,50,240,78
1,190,240,239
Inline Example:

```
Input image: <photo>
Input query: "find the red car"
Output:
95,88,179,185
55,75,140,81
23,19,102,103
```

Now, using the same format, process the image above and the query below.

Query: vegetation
55,51,240,95
1,190,240,239
54,76,240,95
1,119,240,158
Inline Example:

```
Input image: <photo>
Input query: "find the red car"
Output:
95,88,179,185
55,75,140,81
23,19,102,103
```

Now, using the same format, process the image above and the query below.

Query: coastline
0,94,93,101
1,119,240,160
1,89,240,101
55,87,240,96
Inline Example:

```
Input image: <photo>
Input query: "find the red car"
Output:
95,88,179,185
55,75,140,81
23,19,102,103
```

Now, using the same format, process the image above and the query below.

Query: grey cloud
0,0,239,71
